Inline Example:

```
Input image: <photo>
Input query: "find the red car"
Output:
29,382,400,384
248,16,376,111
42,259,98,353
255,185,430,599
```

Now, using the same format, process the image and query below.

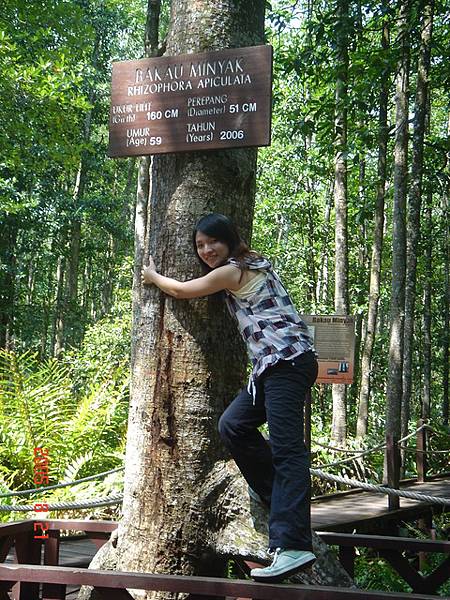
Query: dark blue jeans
218,350,318,551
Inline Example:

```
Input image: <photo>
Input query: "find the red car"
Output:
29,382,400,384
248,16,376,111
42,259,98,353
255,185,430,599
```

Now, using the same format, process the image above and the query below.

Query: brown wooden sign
301,315,355,384
108,45,272,157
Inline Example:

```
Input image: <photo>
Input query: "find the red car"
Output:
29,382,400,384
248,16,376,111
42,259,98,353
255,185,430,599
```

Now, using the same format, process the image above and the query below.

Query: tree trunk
26,259,35,305
385,0,410,446
77,3,355,599
317,181,333,305
348,157,366,418
0,216,17,349
356,13,390,439
331,0,350,445
422,190,432,420
401,0,434,439
50,255,65,357
68,2,356,600
442,112,450,426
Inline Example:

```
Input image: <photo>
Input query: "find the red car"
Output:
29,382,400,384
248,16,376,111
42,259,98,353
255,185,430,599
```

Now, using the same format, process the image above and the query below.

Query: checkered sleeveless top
224,255,315,398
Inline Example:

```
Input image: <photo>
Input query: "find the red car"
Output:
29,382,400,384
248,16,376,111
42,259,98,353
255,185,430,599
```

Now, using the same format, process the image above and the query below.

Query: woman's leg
262,351,318,551
218,387,273,505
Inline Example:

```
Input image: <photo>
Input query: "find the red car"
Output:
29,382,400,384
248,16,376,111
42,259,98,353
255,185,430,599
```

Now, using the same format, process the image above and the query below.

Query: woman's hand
141,256,157,285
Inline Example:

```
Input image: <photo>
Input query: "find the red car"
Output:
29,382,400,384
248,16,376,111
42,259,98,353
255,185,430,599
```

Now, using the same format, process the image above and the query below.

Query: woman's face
195,230,230,269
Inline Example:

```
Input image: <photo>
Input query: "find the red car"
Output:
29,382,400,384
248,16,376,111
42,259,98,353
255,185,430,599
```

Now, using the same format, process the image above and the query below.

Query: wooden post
12,529,41,600
339,546,356,578
304,389,312,452
42,528,65,600
416,418,427,483
386,433,400,511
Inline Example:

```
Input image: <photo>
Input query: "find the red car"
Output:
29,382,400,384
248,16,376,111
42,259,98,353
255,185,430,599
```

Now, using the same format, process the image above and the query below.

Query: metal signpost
109,45,272,156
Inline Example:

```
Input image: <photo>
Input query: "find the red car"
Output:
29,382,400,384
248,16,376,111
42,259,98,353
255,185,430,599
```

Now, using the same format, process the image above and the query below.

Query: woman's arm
141,257,241,299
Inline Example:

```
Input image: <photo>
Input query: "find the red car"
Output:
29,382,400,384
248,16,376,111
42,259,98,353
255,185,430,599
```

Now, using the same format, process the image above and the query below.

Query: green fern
0,349,128,523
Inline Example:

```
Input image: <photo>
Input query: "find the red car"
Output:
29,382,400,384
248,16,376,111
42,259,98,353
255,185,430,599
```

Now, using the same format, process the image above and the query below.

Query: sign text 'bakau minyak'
108,45,272,156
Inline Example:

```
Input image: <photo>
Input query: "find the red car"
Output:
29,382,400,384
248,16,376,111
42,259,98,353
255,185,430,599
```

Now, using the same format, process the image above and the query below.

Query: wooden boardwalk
2,474,449,598
311,474,450,532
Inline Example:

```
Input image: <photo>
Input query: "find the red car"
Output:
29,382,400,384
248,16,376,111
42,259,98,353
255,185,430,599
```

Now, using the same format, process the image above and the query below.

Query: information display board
301,315,355,384
108,45,272,157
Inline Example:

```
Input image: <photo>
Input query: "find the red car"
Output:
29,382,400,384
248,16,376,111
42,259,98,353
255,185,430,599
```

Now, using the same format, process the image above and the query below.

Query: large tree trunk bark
385,0,410,446
79,3,354,599
331,0,350,445
401,0,434,440
356,13,390,439
119,0,264,592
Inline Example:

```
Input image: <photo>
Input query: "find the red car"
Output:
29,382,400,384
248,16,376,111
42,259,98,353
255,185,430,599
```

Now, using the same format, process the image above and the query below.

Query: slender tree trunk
50,256,65,357
26,259,35,305
356,13,390,439
385,0,410,446
67,163,84,305
348,157,366,417
422,190,432,420
331,0,350,445
307,204,318,306
100,235,115,316
442,113,450,425
317,181,333,305
401,0,434,439
0,217,17,349
39,261,55,358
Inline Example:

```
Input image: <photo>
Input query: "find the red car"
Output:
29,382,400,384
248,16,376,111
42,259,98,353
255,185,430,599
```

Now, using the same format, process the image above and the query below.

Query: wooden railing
305,406,445,512
0,562,441,600
320,532,450,595
1,520,449,599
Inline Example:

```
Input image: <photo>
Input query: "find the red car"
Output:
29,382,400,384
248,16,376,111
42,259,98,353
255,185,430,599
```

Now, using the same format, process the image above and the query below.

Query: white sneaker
250,548,316,583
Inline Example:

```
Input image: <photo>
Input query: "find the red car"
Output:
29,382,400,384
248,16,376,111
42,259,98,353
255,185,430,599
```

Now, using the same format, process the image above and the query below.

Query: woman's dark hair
192,213,261,274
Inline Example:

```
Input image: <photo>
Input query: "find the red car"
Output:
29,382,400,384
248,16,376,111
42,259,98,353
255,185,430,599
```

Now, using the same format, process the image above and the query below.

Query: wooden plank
318,532,450,553
0,522,33,537
0,564,441,600
311,475,450,532
51,537,96,567
312,472,450,503
38,520,118,534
